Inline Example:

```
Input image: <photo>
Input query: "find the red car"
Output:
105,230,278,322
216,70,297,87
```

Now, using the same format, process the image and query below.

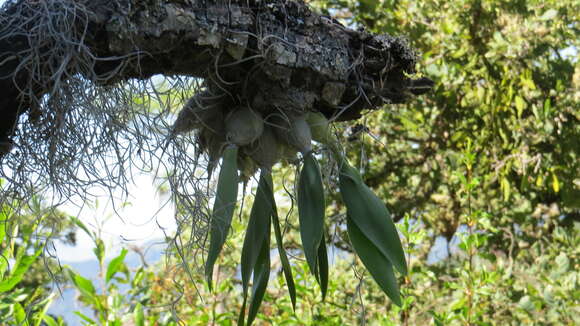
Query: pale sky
52,172,176,262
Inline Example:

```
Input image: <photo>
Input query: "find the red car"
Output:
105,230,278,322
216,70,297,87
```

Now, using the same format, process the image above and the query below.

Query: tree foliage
312,0,579,236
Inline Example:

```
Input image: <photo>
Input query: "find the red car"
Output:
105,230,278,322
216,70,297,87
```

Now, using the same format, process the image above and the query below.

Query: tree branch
0,0,431,158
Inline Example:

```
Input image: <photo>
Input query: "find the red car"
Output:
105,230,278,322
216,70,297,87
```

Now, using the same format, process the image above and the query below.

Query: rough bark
0,0,432,158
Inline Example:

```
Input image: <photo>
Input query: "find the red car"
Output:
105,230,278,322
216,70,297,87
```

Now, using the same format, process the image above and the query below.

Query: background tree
312,0,579,237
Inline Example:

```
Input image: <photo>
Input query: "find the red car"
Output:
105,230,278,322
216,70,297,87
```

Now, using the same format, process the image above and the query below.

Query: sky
52,172,176,262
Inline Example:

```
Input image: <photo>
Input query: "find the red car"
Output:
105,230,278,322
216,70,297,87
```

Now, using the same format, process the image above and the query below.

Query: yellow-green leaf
133,303,144,326
552,173,560,193
515,96,525,118
67,269,96,302
106,248,128,283
501,177,511,201
14,302,30,326
0,249,42,292
0,210,6,247
42,315,59,326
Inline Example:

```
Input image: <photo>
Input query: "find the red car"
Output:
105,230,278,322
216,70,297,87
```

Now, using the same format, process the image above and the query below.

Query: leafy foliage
312,0,579,238
0,198,72,326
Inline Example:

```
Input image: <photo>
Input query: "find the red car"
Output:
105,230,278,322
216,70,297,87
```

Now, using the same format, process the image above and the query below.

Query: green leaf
106,248,128,283
246,238,271,326
132,268,144,288
0,257,7,283
297,153,326,286
0,210,6,247
206,145,239,290
0,249,42,292
240,171,272,292
317,233,329,300
552,173,560,193
33,292,56,326
14,301,30,326
134,302,145,326
67,269,96,300
69,216,93,240
239,170,272,326
543,98,552,118
515,95,525,118
93,238,105,267
73,311,96,324
42,315,59,326
501,177,511,201
238,297,247,326
270,183,296,310
339,162,407,275
347,215,401,306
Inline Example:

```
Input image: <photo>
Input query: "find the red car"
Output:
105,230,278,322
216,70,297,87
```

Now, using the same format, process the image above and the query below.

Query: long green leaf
339,162,407,275
347,214,402,306
246,235,271,326
0,210,7,247
66,269,96,301
297,153,326,285
14,302,29,326
238,293,248,326
133,302,145,326
239,170,272,326
69,216,93,240
317,233,329,300
73,311,96,324
269,173,296,310
0,249,42,292
42,315,59,326
106,248,128,283
33,292,56,326
0,256,7,277
206,145,240,290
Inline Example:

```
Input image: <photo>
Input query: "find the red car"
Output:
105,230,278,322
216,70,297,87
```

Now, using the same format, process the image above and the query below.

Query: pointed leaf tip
239,170,273,326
